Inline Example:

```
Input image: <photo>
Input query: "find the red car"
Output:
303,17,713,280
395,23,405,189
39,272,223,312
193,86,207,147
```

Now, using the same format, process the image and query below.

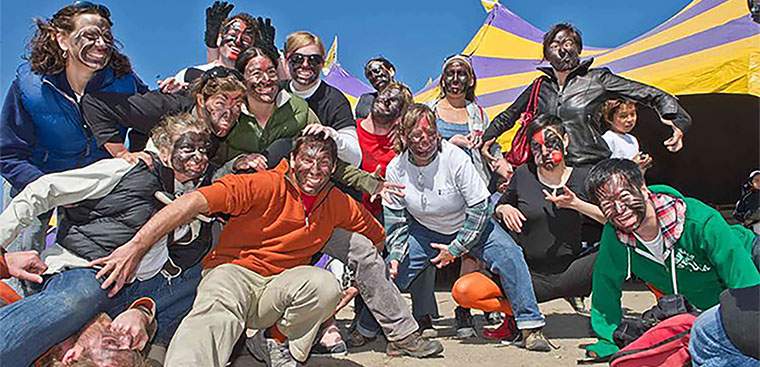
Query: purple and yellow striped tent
322,36,374,111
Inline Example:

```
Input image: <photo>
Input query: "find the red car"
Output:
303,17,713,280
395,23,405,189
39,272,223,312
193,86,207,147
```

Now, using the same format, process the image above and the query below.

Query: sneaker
520,327,552,352
416,315,437,338
482,315,519,343
310,340,348,357
346,328,375,348
246,330,299,367
386,331,443,358
484,311,505,325
565,297,590,316
454,306,476,339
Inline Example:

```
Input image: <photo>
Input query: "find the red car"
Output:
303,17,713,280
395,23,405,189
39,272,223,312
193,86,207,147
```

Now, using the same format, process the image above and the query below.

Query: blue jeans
399,218,544,330
690,305,760,367
0,264,201,366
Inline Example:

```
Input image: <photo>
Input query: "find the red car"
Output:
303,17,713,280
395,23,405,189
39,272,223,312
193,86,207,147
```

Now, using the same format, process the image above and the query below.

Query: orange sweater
198,159,385,276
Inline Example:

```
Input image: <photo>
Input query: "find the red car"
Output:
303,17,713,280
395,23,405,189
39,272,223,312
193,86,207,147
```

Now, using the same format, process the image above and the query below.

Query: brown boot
386,331,444,358
520,327,552,352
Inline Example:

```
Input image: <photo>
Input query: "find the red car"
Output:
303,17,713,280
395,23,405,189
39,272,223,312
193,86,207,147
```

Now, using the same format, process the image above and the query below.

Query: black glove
204,1,235,48
255,16,279,58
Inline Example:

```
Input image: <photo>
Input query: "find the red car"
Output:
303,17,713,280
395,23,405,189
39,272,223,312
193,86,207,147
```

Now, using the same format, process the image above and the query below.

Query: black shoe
454,306,476,339
310,340,348,357
484,311,505,325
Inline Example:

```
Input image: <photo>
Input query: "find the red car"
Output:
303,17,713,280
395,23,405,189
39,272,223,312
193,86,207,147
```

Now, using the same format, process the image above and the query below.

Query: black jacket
81,90,224,166
483,59,692,167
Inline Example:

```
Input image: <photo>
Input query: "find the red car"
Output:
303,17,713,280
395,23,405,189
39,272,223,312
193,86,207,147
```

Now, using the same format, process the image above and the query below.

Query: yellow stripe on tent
466,26,546,59
476,70,543,96
619,35,760,96
594,0,746,65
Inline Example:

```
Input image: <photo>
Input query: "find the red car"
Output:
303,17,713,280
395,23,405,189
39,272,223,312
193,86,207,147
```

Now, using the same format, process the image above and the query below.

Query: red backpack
609,313,696,367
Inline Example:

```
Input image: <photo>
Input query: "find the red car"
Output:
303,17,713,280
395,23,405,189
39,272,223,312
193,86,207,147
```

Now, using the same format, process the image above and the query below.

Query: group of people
0,2,757,367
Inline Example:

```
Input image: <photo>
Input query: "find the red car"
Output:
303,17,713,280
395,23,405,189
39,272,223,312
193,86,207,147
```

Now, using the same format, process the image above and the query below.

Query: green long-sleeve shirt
588,185,760,357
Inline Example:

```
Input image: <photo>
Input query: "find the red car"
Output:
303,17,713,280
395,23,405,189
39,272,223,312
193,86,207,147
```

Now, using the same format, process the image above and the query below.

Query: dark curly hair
25,4,132,77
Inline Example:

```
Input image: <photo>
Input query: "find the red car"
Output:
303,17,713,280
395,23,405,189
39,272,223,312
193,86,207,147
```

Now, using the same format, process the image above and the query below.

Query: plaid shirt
615,192,686,251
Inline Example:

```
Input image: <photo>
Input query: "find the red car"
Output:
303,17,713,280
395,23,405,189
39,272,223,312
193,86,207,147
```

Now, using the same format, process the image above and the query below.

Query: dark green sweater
587,185,760,357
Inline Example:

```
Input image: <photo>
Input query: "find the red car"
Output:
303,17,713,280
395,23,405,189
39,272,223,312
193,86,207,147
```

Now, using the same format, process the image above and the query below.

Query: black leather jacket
483,59,692,167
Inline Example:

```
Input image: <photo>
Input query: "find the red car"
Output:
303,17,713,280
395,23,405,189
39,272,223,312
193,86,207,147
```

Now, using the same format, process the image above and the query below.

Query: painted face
365,61,392,91
244,55,279,104
291,144,335,195
371,87,405,124
547,30,580,72
219,19,254,61
596,175,648,233
201,91,244,137
169,130,211,181
610,103,637,134
407,116,439,165
442,61,472,96
66,14,114,70
69,314,134,367
530,127,565,170
287,44,324,87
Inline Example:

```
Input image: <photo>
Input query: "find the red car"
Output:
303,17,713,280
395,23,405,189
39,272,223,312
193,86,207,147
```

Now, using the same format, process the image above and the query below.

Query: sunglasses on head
202,67,244,83
57,1,111,19
288,53,324,67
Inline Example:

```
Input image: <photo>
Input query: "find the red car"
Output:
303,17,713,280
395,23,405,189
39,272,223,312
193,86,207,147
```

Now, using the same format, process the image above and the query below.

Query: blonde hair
150,112,210,151
284,31,325,57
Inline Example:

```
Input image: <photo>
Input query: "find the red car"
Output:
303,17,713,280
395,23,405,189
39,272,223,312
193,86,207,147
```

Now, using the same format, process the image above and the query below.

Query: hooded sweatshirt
587,185,760,357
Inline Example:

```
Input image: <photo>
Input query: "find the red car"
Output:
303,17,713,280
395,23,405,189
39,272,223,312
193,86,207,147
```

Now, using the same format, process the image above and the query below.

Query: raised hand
205,1,235,48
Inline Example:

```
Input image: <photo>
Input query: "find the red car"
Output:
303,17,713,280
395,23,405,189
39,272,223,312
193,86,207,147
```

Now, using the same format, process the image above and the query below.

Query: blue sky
1,0,689,95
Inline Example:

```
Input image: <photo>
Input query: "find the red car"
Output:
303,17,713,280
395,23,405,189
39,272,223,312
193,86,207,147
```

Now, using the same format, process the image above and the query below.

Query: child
600,99,653,172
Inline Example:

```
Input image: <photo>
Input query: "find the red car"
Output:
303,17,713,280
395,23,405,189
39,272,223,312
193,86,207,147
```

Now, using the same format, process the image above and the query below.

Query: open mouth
615,212,637,228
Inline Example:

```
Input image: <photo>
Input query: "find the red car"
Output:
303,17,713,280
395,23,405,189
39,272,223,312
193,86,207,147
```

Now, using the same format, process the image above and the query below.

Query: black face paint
170,131,211,180
442,61,471,96
371,87,404,124
202,92,243,137
220,19,254,60
530,128,564,170
71,21,113,70
547,30,580,72
244,56,279,104
597,175,648,233
288,52,323,86
366,62,391,91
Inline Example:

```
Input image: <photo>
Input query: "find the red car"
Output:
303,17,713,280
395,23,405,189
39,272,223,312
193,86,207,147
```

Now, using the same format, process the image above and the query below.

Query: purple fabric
613,0,731,50
324,65,373,98
314,253,331,269
602,16,759,74
471,56,543,79
476,84,527,108
488,4,546,43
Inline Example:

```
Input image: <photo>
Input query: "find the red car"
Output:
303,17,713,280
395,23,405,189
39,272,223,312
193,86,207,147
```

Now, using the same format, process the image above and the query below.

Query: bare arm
89,191,209,297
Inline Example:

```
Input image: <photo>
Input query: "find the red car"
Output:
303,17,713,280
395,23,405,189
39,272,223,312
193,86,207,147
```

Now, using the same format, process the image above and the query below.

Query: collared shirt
615,192,686,259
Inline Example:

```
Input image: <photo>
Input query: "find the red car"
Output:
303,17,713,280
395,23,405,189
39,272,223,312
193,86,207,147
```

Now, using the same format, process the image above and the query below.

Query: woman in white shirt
383,104,551,351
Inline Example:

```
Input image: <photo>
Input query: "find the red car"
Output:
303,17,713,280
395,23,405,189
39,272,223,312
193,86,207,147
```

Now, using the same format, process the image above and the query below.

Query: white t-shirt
602,131,640,160
634,230,667,264
384,140,491,235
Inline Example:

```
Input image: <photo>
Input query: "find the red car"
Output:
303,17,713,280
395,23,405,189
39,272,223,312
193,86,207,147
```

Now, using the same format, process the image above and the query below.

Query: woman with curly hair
0,1,147,295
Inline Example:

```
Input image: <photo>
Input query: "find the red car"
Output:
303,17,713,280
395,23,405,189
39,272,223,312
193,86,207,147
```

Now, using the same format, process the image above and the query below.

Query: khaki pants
164,264,341,366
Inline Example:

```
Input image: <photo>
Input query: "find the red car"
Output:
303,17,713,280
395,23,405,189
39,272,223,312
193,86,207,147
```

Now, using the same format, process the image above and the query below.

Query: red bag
505,77,544,166
609,313,696,367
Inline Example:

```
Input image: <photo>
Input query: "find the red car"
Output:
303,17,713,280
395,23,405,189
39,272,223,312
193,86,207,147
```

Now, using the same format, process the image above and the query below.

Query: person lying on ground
0,113,216,366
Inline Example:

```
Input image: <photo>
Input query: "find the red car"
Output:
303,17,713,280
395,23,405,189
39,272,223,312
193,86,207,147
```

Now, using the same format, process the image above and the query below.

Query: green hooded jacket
587,185,760,357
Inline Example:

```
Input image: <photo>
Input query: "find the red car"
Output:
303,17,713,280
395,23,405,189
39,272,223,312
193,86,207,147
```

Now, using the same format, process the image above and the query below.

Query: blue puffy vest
15,63,144,175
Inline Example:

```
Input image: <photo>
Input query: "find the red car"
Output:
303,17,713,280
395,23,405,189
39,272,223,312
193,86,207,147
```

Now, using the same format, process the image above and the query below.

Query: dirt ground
231,284,657,367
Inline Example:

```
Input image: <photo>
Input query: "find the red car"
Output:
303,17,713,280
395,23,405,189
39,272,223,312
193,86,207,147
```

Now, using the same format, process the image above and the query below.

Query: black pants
530,251,597,303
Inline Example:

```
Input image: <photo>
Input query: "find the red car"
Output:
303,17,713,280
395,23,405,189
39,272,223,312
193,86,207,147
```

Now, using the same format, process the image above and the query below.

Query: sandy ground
230,284,657,367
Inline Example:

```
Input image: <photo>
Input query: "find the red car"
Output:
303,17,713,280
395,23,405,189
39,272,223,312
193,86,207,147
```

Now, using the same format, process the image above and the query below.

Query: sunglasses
56,1,111,19
202,66,244,83
288,53,324,67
